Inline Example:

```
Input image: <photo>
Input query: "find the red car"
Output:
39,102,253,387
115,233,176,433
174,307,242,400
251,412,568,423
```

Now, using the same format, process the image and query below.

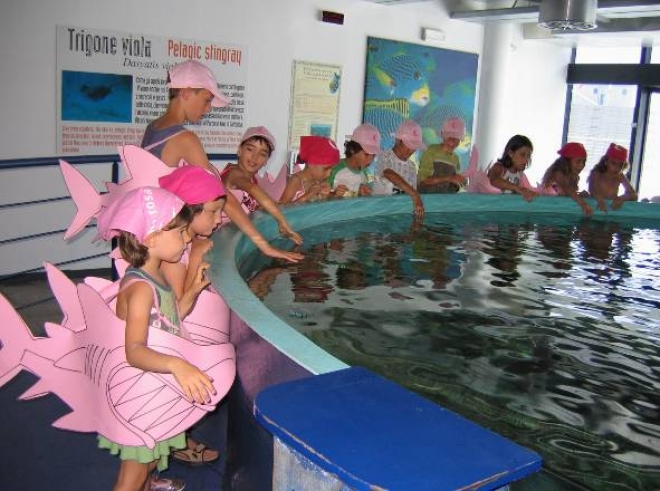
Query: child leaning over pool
221,126,303,244
328,123,382,198
280,136,342,204
487,134,539,202
540,142,593,216
588,143,638,212
96,187,214,491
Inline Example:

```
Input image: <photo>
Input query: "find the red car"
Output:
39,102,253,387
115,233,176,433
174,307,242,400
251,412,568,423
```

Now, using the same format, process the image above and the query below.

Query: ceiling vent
538,0,598,30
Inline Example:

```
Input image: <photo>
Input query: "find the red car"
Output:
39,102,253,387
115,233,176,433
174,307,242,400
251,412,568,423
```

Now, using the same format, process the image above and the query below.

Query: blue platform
254,367,542,491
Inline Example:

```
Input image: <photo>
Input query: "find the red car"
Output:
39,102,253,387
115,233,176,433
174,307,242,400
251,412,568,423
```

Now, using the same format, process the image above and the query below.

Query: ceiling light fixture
538,0,598,30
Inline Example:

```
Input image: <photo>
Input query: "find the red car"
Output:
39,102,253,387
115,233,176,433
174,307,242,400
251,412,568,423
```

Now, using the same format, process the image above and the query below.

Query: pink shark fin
114,144,173,189
45,262,85,332
257,163,288,201
465,144,479,178
59,159,103,240
0,293,40,388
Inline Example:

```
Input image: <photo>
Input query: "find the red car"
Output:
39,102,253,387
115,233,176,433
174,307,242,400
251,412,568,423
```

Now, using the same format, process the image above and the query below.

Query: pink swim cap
606,143,628,162
97,187,185,242
159,165,226,205
558,142,587,159
298,136,340,166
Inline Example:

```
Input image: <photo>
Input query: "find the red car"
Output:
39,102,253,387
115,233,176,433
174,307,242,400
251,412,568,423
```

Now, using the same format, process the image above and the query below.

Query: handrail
0,153,236,169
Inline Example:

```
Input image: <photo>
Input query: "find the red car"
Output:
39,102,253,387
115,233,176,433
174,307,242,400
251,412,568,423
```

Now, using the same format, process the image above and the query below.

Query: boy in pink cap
418,116,468,194
588,143,638,211
140,61,302,264
540,142,592,215
97,186,214,491
221,126,303,244
372,119,425,216
280,136,341,204
328,123,382,198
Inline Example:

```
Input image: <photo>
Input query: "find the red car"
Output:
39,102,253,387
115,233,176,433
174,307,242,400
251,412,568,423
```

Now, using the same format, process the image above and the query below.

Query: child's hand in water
170,358,216,404
520,188,538,202
279,224,304,245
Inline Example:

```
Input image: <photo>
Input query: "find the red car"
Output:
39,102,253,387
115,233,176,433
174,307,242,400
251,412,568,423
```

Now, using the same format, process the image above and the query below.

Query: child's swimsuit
141,124,187,160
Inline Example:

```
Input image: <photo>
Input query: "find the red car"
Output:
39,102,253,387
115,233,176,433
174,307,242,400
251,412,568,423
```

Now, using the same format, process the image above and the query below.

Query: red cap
606,143,628,162
298,136,340,166
558,142,586,159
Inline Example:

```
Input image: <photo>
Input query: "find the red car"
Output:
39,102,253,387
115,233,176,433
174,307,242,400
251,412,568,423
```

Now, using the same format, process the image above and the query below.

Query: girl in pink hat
221,127,303,244
280,136,342,204
588,143,638,211
540,142,593,215
97,187,215,491
140,61,302,264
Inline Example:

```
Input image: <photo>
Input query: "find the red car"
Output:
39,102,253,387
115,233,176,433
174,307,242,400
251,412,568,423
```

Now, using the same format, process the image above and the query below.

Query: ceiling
447,0,660,47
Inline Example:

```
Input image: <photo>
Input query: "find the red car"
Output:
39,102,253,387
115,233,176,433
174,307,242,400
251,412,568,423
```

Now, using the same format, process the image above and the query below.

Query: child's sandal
172,443,219,466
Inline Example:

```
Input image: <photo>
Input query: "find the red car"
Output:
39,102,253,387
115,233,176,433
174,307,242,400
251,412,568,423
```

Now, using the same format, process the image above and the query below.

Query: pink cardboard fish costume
0,262,235,448
59,145,231,344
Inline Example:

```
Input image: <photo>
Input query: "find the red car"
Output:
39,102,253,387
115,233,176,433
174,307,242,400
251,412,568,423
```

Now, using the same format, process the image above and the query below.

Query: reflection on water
242,213,660,491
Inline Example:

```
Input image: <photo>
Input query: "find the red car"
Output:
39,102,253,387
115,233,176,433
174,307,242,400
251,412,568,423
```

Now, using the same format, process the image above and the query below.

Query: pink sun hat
441,117,466,140
394,120,426,151
159,165,226,205
298,136,340,165
168,60,230,108
241,126,276,152
348,123,382,155
97,187,185,242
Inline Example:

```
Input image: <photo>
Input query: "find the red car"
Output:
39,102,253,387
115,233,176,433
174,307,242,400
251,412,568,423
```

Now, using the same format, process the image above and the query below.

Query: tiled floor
0,271,228,491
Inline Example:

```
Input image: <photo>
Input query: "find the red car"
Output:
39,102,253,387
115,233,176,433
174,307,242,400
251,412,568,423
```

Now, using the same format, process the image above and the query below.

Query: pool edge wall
207,194,660,490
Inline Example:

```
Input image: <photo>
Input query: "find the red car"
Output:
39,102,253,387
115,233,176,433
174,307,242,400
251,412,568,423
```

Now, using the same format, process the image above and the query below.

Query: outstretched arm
488,163,537,202
553,173,592,216
612,174,638,210
383,168,424,216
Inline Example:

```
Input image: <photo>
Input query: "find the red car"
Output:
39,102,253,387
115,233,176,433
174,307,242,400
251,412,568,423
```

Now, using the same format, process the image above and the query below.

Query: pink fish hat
241,126,276,153
168,60,230,108
159,165,226,205
394,120,426,151
441,117,466,141
348,124,382,155
298,136,340,166
97,187,185,242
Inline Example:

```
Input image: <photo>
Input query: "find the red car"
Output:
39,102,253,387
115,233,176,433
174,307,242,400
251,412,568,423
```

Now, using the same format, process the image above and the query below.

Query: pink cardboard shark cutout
0,263,235,448
59,145,231,344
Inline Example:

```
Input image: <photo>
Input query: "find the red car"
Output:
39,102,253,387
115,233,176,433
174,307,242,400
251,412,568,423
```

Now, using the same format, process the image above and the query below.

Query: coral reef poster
363,36,478,170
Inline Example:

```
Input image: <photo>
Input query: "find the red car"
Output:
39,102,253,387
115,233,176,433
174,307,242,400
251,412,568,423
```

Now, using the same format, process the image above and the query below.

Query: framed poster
363,36,478,170
288,60,342,150
57,25,248,155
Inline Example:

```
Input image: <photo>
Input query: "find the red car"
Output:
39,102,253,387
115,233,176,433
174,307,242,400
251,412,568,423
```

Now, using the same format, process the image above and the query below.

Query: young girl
329,123,382,198
279,135,341,204
588,143,638,212
97,186,215,491
141,60,302,263
418,116,468,193
221,126,303,244
487,134,538,202
541,142,593,215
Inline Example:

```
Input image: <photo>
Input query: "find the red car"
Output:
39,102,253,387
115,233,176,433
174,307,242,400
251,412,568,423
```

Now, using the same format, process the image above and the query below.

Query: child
486,134,538,202
141,60,302,263
372,119,425,216
96,186,215,491
418,116,468,193
221,126,303,244
588,143,638,212
279,136,341,204
541,142,593,215
328,123,382,198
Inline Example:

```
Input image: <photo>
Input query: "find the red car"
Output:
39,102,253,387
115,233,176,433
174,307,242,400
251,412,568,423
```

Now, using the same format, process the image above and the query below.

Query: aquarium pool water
242,212,660,491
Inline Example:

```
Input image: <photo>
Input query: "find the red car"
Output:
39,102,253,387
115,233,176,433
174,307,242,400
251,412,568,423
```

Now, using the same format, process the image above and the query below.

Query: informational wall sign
288,61,342,150
56,25,248,154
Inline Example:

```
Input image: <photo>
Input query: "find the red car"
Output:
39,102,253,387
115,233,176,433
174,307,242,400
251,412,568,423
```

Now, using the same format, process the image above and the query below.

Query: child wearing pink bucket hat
221,126,303,244
280,136,341,204
372,119,425,216
588,143,638,211
418,116,468,194
97,186,215,491
540,142,592,215
328,123,382,199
